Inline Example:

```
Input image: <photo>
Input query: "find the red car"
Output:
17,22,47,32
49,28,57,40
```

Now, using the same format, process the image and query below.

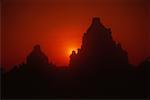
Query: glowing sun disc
67,47,77,55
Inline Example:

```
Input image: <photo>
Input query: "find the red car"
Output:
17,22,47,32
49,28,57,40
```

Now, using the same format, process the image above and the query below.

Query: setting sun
67,47,77,56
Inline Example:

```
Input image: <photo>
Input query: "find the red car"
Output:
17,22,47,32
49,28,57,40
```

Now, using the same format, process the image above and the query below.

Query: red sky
1,0,150,70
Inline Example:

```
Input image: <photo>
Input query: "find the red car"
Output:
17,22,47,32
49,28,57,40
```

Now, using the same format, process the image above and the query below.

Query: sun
67,47,77,55
64,42,79,58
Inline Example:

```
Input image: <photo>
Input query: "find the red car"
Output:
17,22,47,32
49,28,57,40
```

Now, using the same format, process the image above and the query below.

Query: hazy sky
1,0,150,70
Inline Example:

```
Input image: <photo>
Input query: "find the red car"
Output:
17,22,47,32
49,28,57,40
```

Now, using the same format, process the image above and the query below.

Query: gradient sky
1,0,150,70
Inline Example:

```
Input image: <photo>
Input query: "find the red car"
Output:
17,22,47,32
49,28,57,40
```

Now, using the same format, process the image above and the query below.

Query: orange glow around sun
67,47,77,55
64,42,79,56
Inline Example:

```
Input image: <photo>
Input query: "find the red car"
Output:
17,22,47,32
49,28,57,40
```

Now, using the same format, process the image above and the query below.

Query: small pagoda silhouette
27,45,49,67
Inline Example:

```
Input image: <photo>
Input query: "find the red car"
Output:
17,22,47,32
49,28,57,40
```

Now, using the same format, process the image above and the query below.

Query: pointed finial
92,17,100,24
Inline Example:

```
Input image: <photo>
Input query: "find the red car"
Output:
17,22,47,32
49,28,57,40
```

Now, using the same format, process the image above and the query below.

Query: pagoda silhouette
27,45,49,67
70,17,129,71
68,17,134,97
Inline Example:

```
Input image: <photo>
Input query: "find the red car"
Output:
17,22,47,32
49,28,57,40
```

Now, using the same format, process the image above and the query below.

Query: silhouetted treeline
1,18,149,98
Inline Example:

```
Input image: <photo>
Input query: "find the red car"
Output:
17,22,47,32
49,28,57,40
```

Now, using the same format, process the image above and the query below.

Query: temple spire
92,17,101,25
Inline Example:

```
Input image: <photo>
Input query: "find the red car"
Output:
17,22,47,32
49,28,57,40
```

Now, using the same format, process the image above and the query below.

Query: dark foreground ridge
1,17,150,98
